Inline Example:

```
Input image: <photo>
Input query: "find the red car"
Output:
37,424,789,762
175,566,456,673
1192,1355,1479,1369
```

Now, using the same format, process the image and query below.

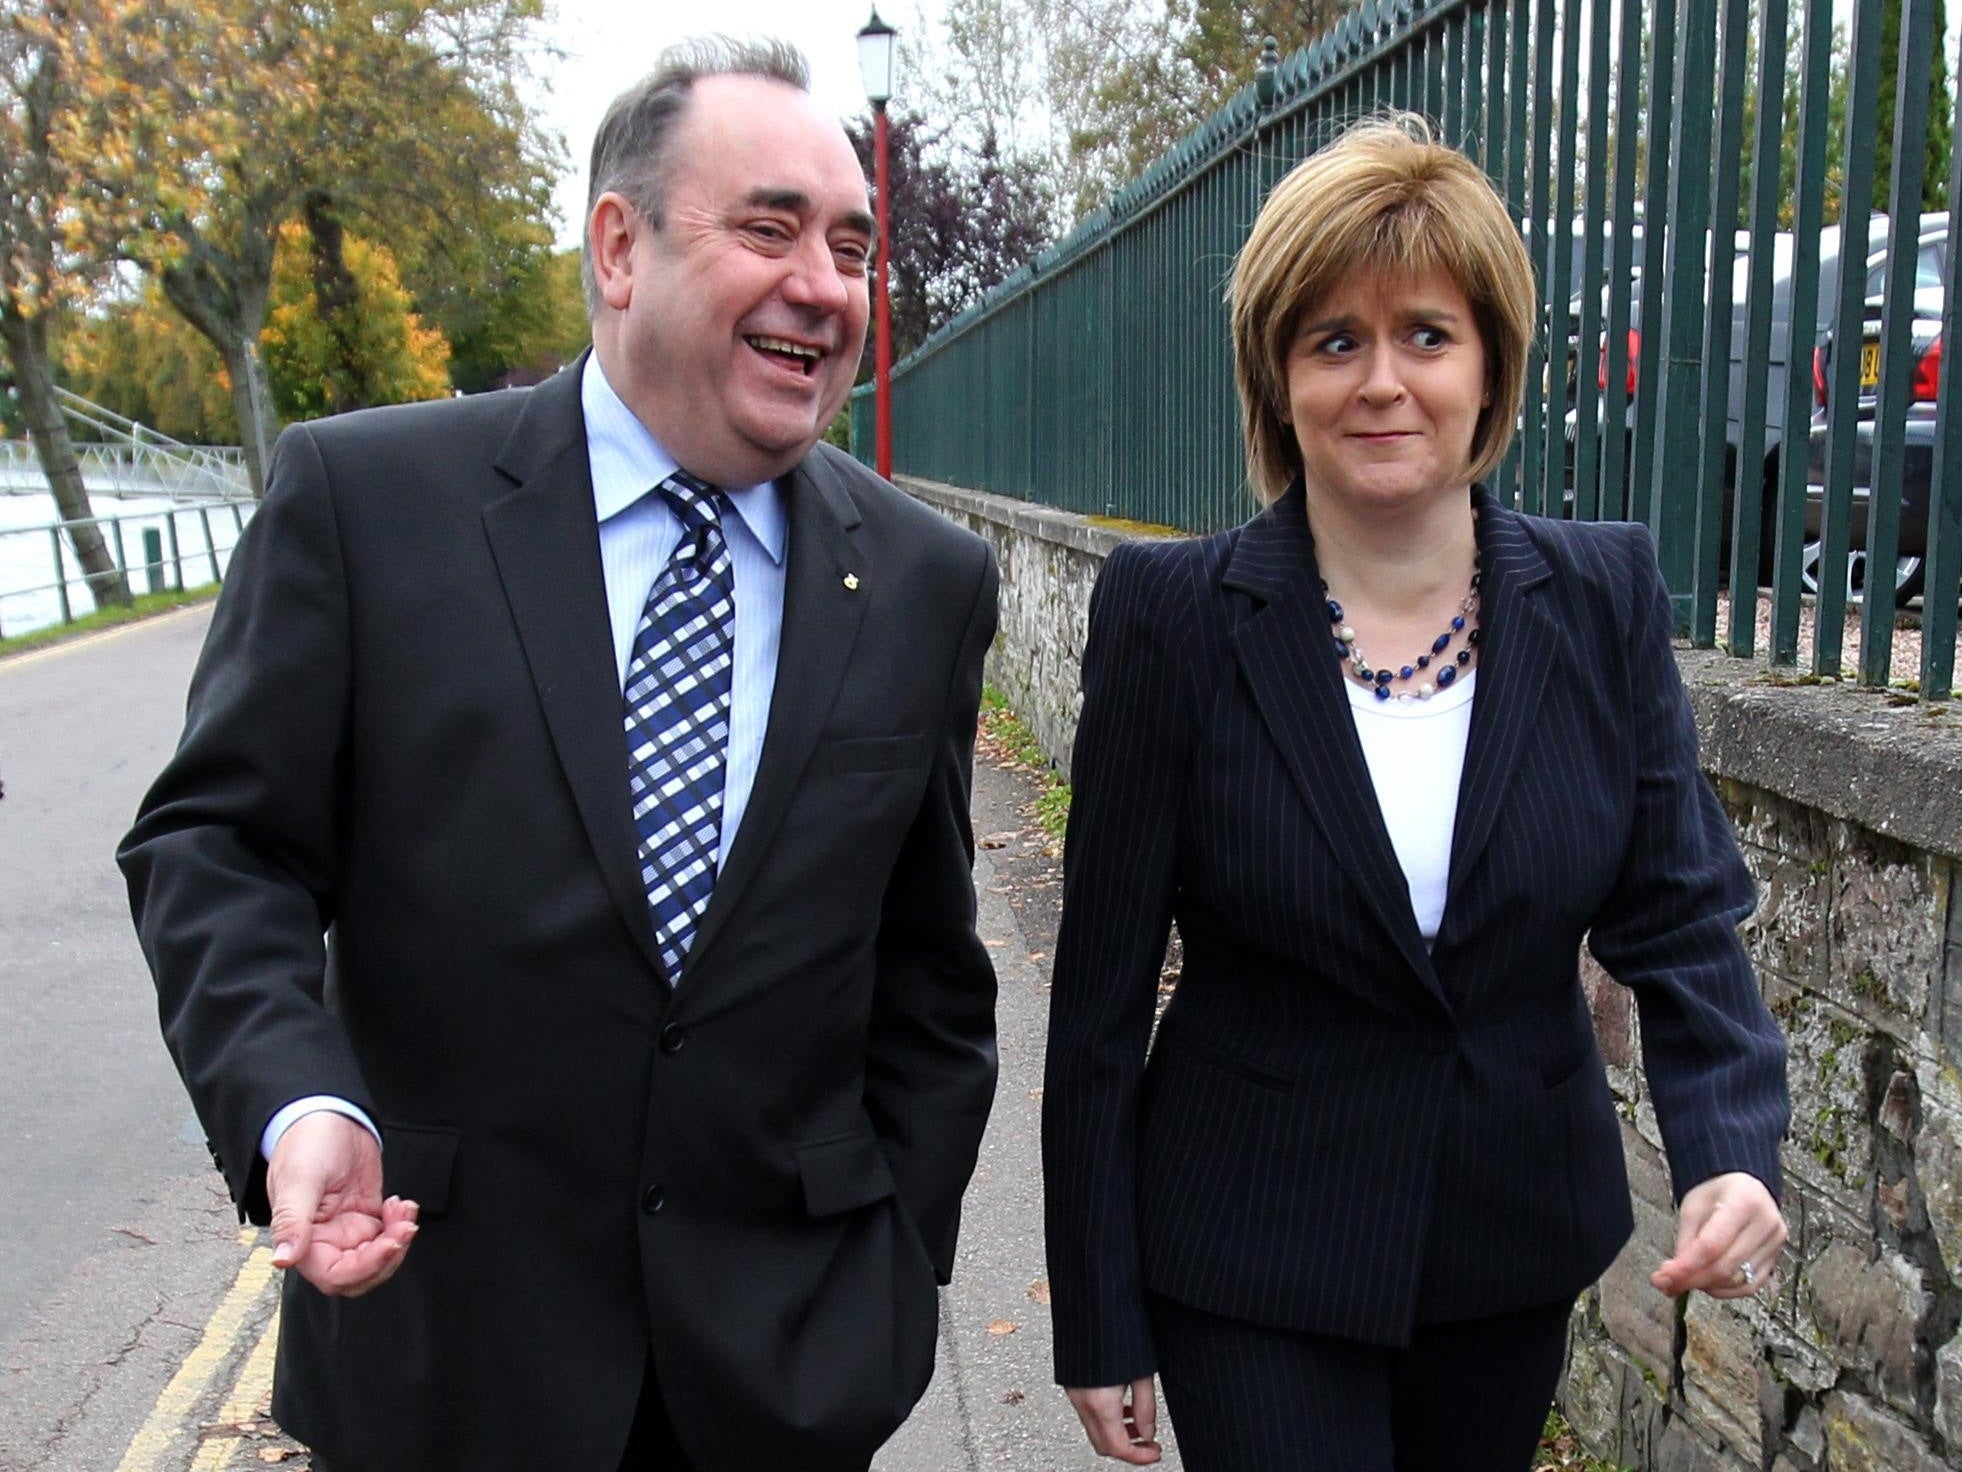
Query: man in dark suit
119,37,999,1472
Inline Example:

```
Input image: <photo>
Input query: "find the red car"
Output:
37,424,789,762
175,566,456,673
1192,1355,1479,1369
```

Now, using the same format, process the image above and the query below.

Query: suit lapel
1224,486,1447,1008
677,451,870,986
1441,487,1555,927
481,361,672,983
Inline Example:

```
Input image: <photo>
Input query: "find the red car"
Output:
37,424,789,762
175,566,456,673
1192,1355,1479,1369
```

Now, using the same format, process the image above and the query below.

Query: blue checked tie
624,471,735,984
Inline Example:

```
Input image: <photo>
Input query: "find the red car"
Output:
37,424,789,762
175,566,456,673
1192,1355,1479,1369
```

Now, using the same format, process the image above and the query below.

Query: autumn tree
260,219,452,419
59,288,236,442
99,0,557,492
64,220,459,436
0,0,233,607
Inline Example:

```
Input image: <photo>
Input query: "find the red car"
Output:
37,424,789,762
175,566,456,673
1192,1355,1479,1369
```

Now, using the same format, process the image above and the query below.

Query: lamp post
857,7,896,479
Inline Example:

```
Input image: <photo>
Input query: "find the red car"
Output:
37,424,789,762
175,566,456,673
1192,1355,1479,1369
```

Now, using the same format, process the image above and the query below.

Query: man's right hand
267,1111,419,1296
1066,1379,1163,1464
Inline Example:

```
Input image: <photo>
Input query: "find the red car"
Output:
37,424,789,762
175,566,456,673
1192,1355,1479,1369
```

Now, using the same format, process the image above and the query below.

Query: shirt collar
582,353,787,566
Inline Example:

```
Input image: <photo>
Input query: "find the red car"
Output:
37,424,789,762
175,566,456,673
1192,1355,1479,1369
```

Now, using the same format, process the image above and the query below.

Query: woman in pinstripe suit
1041,115,1790,1471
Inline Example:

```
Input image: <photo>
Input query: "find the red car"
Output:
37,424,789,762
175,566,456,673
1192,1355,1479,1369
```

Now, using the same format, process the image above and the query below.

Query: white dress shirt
262,355,790,1162
583,351,786,872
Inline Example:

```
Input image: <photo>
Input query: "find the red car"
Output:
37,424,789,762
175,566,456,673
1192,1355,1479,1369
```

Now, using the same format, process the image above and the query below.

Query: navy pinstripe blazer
1041,482,1789,1389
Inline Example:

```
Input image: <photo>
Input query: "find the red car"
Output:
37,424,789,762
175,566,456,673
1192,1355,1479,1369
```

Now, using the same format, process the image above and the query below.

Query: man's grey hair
580,36,812,315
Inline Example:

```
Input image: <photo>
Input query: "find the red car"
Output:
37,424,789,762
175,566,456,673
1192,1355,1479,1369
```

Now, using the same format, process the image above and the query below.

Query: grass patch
0,585,216,659
1536,1409,1632,1471
979,685,1071,839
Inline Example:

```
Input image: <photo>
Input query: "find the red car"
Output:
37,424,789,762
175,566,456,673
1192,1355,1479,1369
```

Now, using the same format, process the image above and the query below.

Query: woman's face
1283,267,1488,514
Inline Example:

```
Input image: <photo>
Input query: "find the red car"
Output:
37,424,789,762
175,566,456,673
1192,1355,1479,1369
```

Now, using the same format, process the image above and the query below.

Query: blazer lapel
676,451,871,986
481,360,671,983
1441,487,1555,924
1224,486,1448,1009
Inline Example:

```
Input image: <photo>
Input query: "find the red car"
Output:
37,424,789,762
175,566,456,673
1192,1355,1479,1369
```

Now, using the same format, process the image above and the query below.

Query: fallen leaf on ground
1028,1279,1051,1305
987,1319,1019,1336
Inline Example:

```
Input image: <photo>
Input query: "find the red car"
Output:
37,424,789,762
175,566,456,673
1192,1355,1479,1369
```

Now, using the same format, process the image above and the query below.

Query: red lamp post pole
873,100,893,480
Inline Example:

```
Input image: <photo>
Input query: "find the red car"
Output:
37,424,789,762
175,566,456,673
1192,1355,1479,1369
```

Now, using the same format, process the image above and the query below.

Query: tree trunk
159,236,279,496
302,191,372,413
220,338,276,495
0,306,130,610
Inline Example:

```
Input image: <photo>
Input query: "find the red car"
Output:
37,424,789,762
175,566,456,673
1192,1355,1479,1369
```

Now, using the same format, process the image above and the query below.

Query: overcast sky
532,0,936,248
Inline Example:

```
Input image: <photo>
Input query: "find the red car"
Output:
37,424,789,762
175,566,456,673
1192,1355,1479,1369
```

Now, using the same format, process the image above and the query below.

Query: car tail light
1598,330,1639,394
1913,334,1942,402
1814,345,1828,408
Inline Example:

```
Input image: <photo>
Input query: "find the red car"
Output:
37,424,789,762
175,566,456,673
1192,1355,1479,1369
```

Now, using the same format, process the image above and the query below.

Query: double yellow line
113,1231,286,1472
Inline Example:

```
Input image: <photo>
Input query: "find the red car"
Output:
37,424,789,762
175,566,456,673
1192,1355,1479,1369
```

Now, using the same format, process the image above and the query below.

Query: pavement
873,746,1182,1471
0,600,1178,1470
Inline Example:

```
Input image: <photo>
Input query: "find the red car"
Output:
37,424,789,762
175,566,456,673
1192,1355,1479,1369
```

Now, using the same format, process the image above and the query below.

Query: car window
1865,242,1948,297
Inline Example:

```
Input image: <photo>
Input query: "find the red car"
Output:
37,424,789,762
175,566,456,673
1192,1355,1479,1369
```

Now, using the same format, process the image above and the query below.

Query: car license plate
1860,340,1881,388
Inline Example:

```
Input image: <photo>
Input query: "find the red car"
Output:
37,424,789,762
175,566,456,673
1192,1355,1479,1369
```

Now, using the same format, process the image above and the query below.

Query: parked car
1563,217,1897,585
1802,218,1947,606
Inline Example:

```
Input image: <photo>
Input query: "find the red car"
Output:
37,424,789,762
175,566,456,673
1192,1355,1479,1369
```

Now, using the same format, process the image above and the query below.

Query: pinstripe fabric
1148,1293,1572,1472
1042,482,1789,1391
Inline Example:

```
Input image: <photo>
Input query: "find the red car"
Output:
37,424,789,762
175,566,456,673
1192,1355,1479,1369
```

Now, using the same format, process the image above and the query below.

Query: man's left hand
1651,1171,1786,1299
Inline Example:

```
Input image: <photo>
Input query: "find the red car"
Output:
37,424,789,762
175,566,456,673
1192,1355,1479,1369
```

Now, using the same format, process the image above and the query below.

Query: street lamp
857,7,896,479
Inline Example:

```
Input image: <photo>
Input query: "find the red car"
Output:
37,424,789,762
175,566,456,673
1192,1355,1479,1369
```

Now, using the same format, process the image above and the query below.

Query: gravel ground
1718,584,1962,687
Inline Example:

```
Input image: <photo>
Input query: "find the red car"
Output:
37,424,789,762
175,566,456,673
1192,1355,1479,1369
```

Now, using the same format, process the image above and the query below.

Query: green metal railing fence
854,0,1962,698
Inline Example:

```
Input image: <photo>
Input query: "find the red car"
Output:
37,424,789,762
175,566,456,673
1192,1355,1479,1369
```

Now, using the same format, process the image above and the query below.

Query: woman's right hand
1066,1378,1163,1463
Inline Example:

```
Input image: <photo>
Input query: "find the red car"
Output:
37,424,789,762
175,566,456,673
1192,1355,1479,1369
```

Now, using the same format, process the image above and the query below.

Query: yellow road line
183,1282,281,1472
113,1241,277,1472
214,1307,279,1424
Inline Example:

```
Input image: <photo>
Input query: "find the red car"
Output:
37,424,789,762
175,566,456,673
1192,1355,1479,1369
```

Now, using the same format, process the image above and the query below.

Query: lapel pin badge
843,573,860,591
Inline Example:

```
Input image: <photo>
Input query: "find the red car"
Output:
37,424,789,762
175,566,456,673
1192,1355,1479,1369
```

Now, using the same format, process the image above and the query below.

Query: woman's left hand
1651,1171,1787,1299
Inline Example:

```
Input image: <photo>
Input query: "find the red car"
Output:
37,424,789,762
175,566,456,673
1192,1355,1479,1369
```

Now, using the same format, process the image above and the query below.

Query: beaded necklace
1323,554,1482,702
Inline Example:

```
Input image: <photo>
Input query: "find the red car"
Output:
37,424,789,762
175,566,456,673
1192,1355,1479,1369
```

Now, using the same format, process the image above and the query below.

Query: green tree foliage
1870,0,1952,211
435,244,591,395
1785,0,1952,225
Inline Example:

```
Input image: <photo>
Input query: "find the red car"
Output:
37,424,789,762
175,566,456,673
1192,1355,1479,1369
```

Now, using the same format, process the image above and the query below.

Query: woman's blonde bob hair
1229,113,1538,502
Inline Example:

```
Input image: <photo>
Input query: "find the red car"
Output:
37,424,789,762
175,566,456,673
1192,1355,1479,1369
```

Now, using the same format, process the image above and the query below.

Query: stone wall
902,474,1962,1472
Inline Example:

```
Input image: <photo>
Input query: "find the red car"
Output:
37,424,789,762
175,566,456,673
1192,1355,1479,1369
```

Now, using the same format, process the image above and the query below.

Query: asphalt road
0,602,1175,1470
0,604,261,1471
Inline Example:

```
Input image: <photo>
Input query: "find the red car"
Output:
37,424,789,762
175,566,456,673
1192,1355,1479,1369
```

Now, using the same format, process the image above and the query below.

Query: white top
1344,669,1476,943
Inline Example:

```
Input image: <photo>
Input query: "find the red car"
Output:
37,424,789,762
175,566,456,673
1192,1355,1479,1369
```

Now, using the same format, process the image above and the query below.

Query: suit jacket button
659,1024,687,1054
641,1184,665,1215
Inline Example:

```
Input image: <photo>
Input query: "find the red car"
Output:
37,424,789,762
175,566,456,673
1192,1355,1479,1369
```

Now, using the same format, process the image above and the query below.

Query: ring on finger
1736,1259,1757,1288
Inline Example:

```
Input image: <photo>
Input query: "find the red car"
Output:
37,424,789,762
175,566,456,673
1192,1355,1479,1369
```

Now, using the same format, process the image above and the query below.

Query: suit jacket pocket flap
382,1122,461,1216
795,1127,897,1216
812,734,932,775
